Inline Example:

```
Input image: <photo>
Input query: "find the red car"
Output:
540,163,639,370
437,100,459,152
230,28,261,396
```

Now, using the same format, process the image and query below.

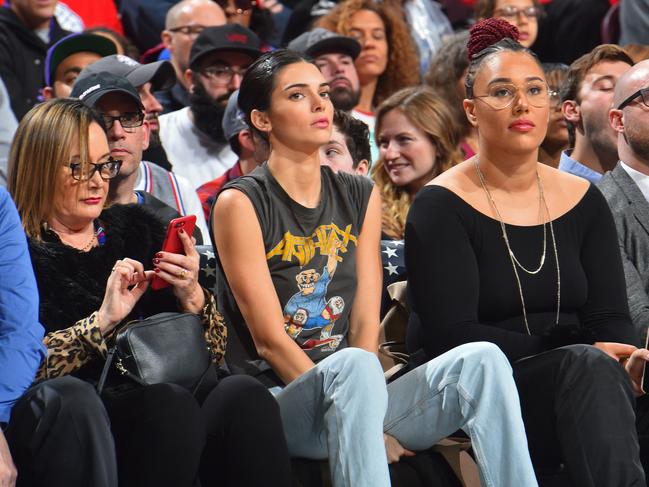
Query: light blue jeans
274,342,538,487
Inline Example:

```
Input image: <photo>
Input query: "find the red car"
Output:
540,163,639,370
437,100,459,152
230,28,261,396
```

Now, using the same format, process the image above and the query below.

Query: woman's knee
326,347,384,378
445,341,512,376
202,375,280,427
323,348,388,406
558,344,629,383
31,376,108,422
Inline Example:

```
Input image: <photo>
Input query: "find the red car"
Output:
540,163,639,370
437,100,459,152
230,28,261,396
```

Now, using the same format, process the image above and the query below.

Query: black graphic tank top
213,164,373,387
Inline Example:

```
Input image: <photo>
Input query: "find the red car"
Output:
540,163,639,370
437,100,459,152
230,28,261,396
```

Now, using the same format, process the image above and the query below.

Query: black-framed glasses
474,82,550,110
68,158,122,181
495,5,542,19
199,65,247,85
102,112,144,132
168,24,207,37
617,87,649,110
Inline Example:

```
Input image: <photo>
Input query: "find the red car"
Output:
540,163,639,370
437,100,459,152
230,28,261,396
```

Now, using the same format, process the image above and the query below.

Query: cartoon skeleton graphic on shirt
283,239,345,350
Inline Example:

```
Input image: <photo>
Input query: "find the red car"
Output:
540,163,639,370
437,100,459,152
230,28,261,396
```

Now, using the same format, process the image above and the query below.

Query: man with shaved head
157,0,227,114
599,59,649,341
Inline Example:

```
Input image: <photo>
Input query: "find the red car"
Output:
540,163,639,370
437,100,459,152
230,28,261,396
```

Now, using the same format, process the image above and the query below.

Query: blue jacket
0,187,45,422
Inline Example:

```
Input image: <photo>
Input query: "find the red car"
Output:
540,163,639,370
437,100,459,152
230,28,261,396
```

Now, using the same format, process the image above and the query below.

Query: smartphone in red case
151,215,196,291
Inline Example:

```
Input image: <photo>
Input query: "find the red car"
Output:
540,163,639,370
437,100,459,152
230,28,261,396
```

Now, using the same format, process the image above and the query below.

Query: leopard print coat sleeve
36,311,107,381
35,288,227,381
201,289,227,364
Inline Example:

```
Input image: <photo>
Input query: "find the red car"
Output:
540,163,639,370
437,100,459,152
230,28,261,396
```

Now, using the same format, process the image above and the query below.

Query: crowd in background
3,0,649,486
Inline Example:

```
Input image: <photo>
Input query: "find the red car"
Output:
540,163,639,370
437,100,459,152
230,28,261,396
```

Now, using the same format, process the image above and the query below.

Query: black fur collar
29,204,174,332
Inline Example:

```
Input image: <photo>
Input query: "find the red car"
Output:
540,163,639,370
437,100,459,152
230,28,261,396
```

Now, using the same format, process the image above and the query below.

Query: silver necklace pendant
474,159,561,335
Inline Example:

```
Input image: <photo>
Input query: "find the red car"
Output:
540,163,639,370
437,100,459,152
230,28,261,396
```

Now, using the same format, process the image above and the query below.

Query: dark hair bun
467,18,520,60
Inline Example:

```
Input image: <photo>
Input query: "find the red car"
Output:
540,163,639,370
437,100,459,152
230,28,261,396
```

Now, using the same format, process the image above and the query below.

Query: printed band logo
226,33,248,44
116,54,138,66
79,83,101,100
266,223,357,266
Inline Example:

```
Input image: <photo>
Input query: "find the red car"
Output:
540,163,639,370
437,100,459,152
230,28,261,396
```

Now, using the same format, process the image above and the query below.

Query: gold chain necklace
474,159,561,335
79,231,98,252
45,222,98,252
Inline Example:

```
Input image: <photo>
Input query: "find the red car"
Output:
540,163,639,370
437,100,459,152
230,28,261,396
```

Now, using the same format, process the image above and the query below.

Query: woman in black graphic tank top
211,49,538,487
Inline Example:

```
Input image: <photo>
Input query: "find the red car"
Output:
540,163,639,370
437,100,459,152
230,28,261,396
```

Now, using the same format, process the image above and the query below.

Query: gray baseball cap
288,28,361,59
222,90,248,142
71,71,144,110
77,54,175,91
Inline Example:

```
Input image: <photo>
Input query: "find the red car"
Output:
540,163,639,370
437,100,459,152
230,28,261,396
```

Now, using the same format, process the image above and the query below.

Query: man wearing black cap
197,89,269,221
42,32,117,101
76,53,177,170
71,72,206,243
158,0,227,114
159,24,261,191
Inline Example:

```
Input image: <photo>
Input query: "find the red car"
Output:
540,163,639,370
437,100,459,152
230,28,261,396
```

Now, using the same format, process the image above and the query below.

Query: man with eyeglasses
599,60,649,473
76,54,176,173
71,72,205,243
158,0,227,114
599,60,649,342
74,57,210,241
159,24,261,192
560,45,634,183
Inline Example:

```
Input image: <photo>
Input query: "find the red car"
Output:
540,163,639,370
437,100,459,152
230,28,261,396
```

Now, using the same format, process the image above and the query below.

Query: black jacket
0,8,70,120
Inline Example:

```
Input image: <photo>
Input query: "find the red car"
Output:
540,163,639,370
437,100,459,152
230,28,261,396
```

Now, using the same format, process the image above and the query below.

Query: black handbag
96,312,213,395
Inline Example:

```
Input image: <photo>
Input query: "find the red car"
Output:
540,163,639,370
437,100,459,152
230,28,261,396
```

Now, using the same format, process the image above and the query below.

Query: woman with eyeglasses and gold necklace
8,98,292,487
405,18,648,485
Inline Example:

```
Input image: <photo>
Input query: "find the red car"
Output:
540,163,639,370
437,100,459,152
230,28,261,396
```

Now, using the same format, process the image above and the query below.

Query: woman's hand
595,342,649,396
625,348,649,396
384,433,415,464
97,258,153,334
0,429,16,487
594,342,637,361
153,228,205,314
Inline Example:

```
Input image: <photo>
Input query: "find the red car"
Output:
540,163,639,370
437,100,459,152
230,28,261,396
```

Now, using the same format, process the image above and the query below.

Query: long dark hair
238,49,313,140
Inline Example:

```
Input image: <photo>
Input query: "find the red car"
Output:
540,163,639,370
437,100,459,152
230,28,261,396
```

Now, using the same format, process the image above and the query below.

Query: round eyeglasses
473,82,550,110
68,158,122,181
495,5,542,19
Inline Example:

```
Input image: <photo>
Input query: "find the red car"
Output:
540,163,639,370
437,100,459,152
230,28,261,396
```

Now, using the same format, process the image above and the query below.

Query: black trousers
7,374,292,487
513,345,646,487
6,376,117,487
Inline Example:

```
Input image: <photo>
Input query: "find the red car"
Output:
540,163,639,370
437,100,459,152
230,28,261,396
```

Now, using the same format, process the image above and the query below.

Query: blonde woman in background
372,86,461,240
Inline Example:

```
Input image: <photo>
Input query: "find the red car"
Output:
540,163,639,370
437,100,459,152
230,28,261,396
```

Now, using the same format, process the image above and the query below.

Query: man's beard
626,129,649,162
330,85,360,112
149,127,161,147
190,82,231,143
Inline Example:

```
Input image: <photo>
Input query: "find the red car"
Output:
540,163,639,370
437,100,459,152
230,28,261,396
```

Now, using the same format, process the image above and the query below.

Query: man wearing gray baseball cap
288,27,361,112
71,71,209,242
289,27,379,164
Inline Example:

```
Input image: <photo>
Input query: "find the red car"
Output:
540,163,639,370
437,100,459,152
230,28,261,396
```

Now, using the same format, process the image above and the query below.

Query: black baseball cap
189,24,261,70
77,54,175,91
288,28,361,60
45,33,118,86
71,71,144,110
